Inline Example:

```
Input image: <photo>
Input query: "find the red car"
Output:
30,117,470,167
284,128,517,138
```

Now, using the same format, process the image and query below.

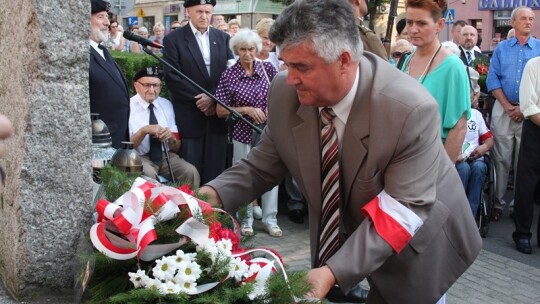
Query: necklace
406,44,442,84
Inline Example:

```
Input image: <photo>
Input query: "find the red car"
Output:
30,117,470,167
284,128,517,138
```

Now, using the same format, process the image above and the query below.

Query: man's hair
269,0,362,63
511,6,533,21
453,20,468,28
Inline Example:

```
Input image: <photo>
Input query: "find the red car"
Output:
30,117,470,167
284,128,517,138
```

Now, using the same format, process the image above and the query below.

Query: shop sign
479,0,540,11
496,19,512,26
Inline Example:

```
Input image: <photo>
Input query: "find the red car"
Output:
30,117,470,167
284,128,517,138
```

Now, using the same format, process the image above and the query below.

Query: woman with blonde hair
254,18,283,71
400,0,470,163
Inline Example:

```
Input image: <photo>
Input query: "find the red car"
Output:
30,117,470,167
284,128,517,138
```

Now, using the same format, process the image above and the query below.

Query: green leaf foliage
100,164,140,202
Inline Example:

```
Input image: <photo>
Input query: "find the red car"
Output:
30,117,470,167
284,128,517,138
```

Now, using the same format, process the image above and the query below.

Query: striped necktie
466,51,473,66
318,107,340,267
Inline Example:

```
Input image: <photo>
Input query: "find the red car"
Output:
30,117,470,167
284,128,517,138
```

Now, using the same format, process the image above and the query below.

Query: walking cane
162,141,176,184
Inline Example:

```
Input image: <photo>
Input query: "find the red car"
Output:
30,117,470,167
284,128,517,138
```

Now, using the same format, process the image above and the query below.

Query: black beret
396,18,406,35
134,66,162,82
91,0,110,14
184,0,216,8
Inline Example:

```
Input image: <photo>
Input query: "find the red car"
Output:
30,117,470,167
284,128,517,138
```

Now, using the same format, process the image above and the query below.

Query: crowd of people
86,0,540,302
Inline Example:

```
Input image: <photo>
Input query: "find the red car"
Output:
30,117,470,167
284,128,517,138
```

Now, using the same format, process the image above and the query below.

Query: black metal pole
383,0,400,58
162,141,176,184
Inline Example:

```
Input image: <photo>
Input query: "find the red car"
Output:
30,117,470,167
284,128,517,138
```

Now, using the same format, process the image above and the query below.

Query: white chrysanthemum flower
173,249,193,264
177,260,202,281
158,280,181,295
179,279,198,294
143,277,162,290
197,239,219,262
229,257,249,282
152,257,177,281
216,239,233,254
128,269,148,288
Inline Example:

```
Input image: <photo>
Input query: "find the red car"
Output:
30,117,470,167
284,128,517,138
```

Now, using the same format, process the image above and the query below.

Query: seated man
455,67,494,217
129,66,200,187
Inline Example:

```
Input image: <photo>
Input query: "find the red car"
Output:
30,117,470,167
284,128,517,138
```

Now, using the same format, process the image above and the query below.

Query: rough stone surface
0,0,92,300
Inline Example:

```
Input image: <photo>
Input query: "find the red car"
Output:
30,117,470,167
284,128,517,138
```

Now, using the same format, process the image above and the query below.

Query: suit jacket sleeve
326,98,442,293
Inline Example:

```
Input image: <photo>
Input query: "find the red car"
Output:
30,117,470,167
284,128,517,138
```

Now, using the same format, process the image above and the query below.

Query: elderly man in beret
163,0,234,184
129,67,200,188
89,0,130,149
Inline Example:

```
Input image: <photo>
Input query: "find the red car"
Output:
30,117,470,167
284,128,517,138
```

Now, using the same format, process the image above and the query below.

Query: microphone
123,31,163,49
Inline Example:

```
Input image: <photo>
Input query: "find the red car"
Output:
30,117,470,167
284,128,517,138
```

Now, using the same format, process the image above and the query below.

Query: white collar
189,22,209,36
327,67,360,124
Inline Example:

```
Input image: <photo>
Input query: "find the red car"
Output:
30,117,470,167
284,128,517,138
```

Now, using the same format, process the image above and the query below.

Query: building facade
118,0,284,35
450,0,540,51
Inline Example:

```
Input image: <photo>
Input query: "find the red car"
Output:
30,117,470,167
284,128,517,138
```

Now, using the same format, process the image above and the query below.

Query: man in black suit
163,0,233,184
458,25,484,67
89,0,130,149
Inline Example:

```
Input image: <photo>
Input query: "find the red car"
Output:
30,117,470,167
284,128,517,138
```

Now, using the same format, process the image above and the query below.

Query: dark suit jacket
459,47,485,67
163,26,233,138
208,53,482,303
89,46,130,149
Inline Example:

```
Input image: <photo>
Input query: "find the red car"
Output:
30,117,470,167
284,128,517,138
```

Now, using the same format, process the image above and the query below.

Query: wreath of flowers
78,166,315,304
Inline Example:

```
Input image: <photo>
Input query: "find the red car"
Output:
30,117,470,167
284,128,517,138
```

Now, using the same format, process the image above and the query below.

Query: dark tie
466,51,473,66
148,103,162,165
98,44,124,83
318,107,340,267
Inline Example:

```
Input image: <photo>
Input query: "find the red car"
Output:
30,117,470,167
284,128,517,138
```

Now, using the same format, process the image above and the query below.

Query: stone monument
0,0,92,301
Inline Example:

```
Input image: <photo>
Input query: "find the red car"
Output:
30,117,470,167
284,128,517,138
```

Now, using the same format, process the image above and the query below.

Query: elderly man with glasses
129,66,200,187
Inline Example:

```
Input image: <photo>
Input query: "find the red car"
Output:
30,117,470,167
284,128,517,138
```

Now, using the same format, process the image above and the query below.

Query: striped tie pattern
466,51,473,66
318,107,340,267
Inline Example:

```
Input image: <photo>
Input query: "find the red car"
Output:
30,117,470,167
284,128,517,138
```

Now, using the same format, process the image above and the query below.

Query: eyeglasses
392,51,405,58
111,26,117,28
171,27,180,30
137,82,161,89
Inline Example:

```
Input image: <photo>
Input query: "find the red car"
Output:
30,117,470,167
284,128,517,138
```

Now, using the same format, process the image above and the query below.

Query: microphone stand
141,46,263,135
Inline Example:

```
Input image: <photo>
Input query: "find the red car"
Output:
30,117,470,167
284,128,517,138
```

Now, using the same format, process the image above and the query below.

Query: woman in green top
401,0,470,164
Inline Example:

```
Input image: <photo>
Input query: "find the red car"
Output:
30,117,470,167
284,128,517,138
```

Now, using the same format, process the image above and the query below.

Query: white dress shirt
520,56,540,119
89,39,105,60
190,22,211,75
320,67,360,148
129,94,178,155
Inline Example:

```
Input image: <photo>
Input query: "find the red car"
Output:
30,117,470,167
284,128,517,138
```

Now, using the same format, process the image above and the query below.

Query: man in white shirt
163,0,233,184
513,57,540,254
129,67,200,187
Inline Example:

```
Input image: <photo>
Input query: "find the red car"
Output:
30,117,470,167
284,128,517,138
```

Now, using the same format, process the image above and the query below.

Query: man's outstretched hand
306,266,336,300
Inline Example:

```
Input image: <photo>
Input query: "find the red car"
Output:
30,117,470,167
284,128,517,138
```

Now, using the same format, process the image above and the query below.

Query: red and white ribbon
90,178,207,261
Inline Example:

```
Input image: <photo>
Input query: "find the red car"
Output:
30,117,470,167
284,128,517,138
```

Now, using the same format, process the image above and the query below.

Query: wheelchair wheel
477,155,496,238
477,192,490,238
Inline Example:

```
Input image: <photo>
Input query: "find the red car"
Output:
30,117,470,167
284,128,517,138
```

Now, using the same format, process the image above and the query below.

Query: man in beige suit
200,0,481,302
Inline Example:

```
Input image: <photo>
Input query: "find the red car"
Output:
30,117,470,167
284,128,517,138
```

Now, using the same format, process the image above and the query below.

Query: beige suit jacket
208,53,482,303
